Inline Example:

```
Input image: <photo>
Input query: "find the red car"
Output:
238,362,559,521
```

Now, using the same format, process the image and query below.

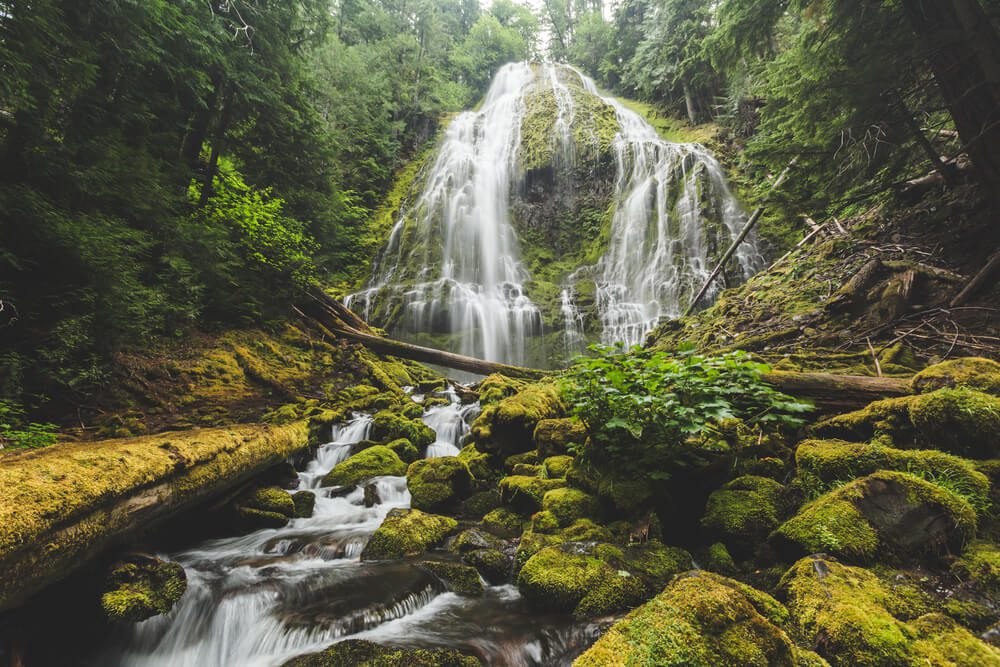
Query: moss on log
0,421,309,611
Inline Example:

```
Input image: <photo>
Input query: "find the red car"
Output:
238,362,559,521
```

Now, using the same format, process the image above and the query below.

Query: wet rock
480,507,526,538
462,548,511,585
419,560,484,595
281,639,481,666
322,446,406,488
363,483,380,508
361,508,458,560
370,409,436,449
575,571,811,666
101,554,187,623
292,490,316,518
458,490,501,519
771,471,976,562
406,457,473,512
236,486,297,529
457,443,495,483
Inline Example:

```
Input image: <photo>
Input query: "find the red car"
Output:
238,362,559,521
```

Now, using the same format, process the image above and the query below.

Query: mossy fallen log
0,421,309,611
761,371,910,412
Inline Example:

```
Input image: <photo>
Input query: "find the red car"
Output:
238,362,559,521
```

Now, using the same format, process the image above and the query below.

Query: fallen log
0,421,310,612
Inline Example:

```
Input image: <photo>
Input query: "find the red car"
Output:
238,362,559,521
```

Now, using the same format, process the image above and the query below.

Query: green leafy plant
561,343,812,483
0,400,58,450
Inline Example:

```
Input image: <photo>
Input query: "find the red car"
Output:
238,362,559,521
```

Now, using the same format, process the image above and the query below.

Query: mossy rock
452,527,503,553
323,446,407,488
814,388,1000,459
462,548,510,585
595,540,694,593
512,462,542,476
280,639,481,666
542,454,574,479
533,417,586,457
406,457,472,512
517,543,643,618
575,571,804,667
911,357,1000,395
235,486,297,529
952,540,1000,597
704,542,738,575
291,490,316,518
771,471,976,562
360,509,458,560
371,410,435,449
476,373,527,406
530,509,561,533
457,443,496,482
101,555,187,623
597,477,655,515
384,438,419,464
701,476,791,554
795,439,990,511
503,450,541,472
499,475,566,513
458,490,501,519
419,560,483,596
470,383,564,456
542,487,599,527
481,507,526,538
778,555,1000,667
514,519,615,573
565,460,599,494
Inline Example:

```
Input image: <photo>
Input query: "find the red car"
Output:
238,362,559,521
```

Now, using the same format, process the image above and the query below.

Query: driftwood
950,249,1000,307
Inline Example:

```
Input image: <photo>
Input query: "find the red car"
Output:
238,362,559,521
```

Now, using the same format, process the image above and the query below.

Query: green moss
772,471,975,561
503,450,541,472
517,544,618,614
458,490,501,518
481,508,526,538
462,548,510,585
470,383,563,456
280,638,481,667
323,446,407,488
815,388,1000,459
597,540,694,593
499,475,566,512
512,463,542,476
360,508,458,560
530,510,560,533
597,477,654,515
908,613,1000,666
406,457,472,512
101,556,187,623
952,540,1000,597
292,490,315,518
542,487,599,527
575,571,800,667
244,486,295,515
514,519,615,572
565,460,599,493
542,455,574,479
705,542,738,575
457,443,495,481
533,418,586,457
795,439,990,512
371,409,436,449
384,438,419,463
419,561,483,596
702,476,789,553
476,374,527,406
911,357,1000,395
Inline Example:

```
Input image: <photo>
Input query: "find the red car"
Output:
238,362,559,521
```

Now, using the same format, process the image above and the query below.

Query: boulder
370,409,435,449
541,454,574,479
533,417,586,457
406,457,472,512
419,560,483,595
498,475,566,513
291,490,315,518
361,508,458,560
470,383,563,456
322,446,407,487
541,487,599,527
281,639,481,666
911,357,1000,395
235,486,297,529
101,555,187,623
771,471,976,562
701,475,790,555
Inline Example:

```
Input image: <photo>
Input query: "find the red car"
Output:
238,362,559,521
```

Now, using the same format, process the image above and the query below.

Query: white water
422,386,481,458
349,62,762,362
347,62,542,366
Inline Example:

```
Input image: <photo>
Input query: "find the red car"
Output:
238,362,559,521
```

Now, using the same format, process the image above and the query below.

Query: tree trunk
683,82,698,125
198,86,233,207
900,0,1000,207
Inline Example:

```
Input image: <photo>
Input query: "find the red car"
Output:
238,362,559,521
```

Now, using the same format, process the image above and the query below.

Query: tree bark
900,0,1000,207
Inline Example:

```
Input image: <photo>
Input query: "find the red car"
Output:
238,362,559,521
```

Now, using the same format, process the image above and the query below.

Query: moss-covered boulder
574,571,808,667
503,449,541,472
533,417,586,457
911,357,1000,395
323,446,407,488
814,388,1000,459
778,555,1000,667
517,543,645,618
481,507,526,538
597,476,655,515
291,490,316,518
458,490,501,518
541,454,574,479
471,383,563,456
419,560,483,596
360,509,458,561
457,443,495,482
514,519,615,572
371,409,435,449
406,457,472,512
541,487,599,527
704,542,738,575
498,475,566,513
952,540,1000,597
101,555,187,623
476,373,527,406
235,486,297,529
463,548,510,585
795,439,990,510
281,639,481,666
771,471,976,562
595,540,693,594
384,438,419,463
701,476,790,554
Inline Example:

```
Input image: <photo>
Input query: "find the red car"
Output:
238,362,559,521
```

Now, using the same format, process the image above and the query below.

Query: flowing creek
97,389,601,666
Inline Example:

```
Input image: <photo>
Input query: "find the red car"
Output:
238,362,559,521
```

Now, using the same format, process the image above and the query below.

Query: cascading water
98,391,593,667
350,62,763,364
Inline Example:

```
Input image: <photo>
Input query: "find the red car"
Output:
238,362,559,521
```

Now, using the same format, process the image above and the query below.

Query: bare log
762,371,910,412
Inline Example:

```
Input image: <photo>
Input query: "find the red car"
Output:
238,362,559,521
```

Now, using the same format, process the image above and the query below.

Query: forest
1,0,999,665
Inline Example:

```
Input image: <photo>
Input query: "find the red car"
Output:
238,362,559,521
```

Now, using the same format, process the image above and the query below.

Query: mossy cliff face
0,420,309,611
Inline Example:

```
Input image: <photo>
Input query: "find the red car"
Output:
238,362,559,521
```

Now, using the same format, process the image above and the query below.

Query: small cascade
422,386,480,458
559,288,586,357
299,414,372,488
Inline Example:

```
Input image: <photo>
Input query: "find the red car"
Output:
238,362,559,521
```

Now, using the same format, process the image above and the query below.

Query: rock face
771,471,976,561
101,555,187,623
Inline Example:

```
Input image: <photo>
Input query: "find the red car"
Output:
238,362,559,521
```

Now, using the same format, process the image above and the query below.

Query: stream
96,389,601,666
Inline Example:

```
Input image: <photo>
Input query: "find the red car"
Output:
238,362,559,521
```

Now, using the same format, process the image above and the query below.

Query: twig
866,337,883,377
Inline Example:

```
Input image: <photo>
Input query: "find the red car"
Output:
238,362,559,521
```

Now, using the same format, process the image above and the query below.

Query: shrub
561,344,811,483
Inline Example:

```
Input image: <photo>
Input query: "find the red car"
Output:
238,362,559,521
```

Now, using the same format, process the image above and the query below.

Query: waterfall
351,62,763,364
